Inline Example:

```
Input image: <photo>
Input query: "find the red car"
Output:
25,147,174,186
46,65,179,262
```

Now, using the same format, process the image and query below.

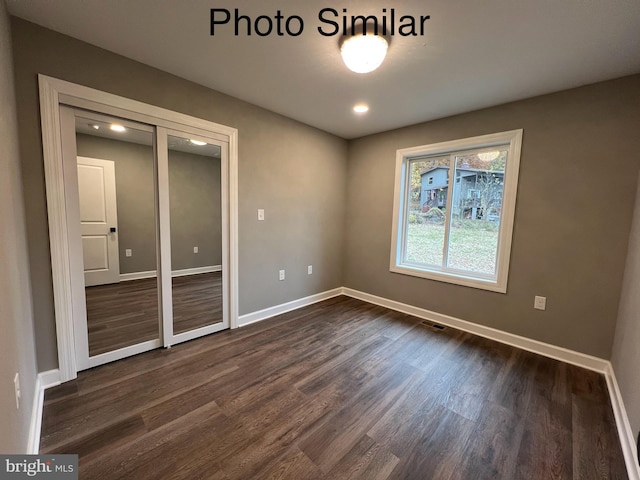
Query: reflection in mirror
168,134,223,334
75,112,159,356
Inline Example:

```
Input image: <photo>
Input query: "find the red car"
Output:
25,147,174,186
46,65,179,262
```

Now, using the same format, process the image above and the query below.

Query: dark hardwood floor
85,272,222,356
41,296,628,479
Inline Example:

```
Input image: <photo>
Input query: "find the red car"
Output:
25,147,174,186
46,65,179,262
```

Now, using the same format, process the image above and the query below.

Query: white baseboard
342,287,639,479
342,288,609,373
36,288,638,478
119,270,156,281
238,288,343,327
605,364,640,480
27,369,60,454
120,265,222,282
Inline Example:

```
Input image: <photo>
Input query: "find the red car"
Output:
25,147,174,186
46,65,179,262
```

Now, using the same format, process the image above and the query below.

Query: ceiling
7,0,640,139
75,112,221,158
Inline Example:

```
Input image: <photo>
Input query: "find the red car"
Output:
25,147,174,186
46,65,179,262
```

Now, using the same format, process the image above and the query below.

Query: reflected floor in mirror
86,272,223,356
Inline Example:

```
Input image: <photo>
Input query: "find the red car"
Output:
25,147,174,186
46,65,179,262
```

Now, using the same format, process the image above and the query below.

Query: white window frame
390,129,523,293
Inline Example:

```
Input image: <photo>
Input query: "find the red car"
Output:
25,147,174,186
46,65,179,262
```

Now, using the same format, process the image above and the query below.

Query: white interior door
77,156,120,286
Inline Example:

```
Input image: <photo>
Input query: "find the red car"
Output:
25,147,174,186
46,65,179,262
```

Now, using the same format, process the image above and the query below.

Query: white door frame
39,74,239,382
159,127,231,347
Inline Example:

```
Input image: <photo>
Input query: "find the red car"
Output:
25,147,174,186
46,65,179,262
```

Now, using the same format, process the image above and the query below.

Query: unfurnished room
1,1,640,479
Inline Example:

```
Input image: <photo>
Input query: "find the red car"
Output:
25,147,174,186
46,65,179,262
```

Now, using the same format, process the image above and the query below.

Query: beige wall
12,18,348,372
0,4,38,452
612,172,640,444
344,75,640,358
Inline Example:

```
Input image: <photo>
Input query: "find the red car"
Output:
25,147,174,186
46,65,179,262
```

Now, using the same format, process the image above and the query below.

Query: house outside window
390,130,523,293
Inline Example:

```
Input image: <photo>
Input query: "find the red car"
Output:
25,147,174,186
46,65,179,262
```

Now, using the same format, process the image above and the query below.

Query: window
390,130,523,293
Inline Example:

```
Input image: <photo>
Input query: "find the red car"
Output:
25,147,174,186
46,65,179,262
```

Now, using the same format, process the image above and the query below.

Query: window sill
390,264,507,293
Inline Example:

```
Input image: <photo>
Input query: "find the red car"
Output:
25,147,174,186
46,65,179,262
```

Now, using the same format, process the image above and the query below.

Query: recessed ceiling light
110,124,126,132
353,104,369,114
189,139,207,146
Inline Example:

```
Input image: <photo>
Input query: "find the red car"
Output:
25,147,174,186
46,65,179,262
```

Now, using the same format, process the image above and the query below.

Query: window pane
446,149,507,275
404,156,449,266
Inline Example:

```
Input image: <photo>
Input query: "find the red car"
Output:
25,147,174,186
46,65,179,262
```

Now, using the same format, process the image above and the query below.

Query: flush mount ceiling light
89,124,100,130
478,151,500,161
339,23,389,74
353,104,369,114
110,124,126,132
190,139,207,146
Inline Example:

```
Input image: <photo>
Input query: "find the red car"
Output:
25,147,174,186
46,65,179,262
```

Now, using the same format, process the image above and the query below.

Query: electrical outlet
258,209,265,221
534,296,547,311
14,373,20,409
193,246,199,254
308,265,313,275
279,269,285,281
125,249,132,257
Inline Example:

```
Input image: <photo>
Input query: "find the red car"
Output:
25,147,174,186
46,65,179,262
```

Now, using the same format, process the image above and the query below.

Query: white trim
341,287,608,372
87,340,161,369
605,364,640,480
238,288,343,327
39,79,78,382
39,75,239,381
27,370,60,454
119,265,222,281
119,270,157,281
341,288,640,478
31,292,640,479
390,129,523,294
38,369,62,390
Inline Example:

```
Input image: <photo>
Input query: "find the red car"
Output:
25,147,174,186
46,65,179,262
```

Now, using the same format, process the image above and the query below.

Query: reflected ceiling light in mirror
340,23,389,74
110,124,126,132
90,124,100,130
189,139,207,146
353,104,369,114
478,151,500,161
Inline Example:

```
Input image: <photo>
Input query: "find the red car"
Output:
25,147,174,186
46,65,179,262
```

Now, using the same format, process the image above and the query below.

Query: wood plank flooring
85,272,222,356
41,296,628,479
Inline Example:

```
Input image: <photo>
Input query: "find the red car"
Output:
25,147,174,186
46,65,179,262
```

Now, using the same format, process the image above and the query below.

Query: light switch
534,296,547,311
258,209,265,221
193,246,199,254
125,249,132,257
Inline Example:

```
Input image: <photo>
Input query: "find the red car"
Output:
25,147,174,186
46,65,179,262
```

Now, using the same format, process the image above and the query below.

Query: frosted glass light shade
478,151,500,161
340,34,389,74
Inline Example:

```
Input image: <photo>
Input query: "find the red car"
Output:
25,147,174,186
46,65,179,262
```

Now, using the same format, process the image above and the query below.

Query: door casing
40,75,239,382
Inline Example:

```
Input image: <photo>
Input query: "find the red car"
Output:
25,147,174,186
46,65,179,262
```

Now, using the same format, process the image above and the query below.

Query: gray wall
12,18,348,371
169,149,222,270
11,15,640,375
612,172,640,445
76,134,222,273
344,75,640,359
76,134,157,274
0,3,38,453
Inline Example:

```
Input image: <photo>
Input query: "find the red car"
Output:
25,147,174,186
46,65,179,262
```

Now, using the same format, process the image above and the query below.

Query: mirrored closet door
166,131,228,343
60,107,229,371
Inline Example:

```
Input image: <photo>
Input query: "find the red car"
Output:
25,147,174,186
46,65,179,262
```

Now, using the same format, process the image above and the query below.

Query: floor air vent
420,320,446,331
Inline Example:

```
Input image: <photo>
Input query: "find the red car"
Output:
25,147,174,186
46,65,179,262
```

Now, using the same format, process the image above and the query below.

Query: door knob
110,227,117,233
